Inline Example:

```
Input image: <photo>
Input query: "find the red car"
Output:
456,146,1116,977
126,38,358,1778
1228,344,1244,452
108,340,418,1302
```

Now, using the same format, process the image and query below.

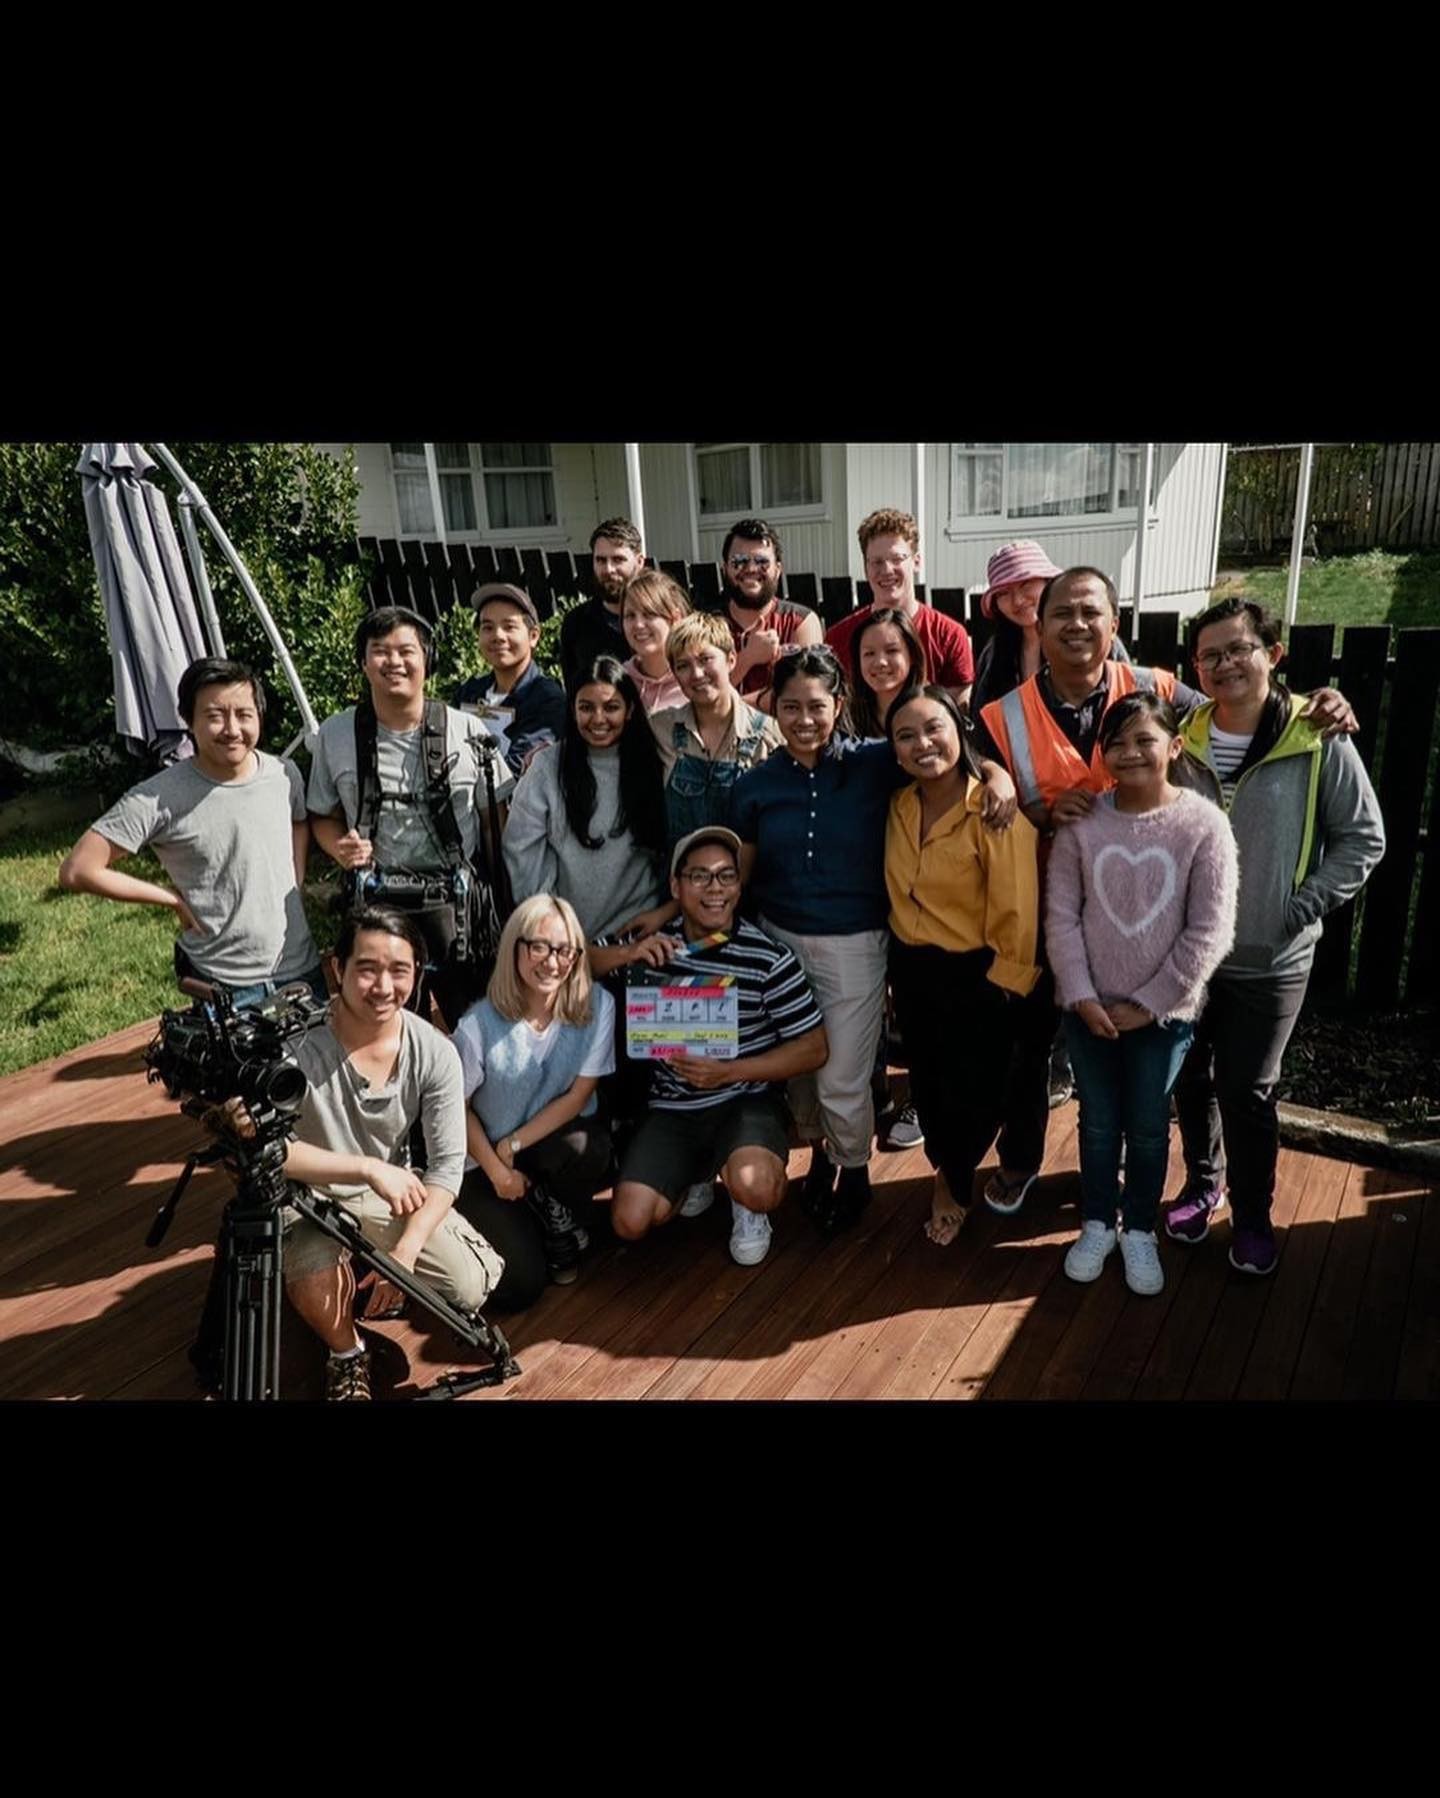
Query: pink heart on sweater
1092,843,1177,939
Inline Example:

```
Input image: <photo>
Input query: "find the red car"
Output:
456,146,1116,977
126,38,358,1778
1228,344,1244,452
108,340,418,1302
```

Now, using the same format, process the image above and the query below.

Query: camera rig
145,984,520,1402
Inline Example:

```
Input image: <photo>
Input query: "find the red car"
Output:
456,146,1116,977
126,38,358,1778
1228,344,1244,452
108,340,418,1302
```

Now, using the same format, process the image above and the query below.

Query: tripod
148,1116,521,1402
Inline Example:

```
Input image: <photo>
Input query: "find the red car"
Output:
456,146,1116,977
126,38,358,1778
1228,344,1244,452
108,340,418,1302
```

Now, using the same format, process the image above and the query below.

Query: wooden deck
1,1020,1436,1402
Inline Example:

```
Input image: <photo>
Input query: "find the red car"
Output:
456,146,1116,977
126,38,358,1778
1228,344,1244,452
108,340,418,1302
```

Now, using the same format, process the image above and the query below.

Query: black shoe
800,1148,837,1219
818,1164,872,1237
528,1185,588,1285
325,1348,373,1402
881,1102,924,1151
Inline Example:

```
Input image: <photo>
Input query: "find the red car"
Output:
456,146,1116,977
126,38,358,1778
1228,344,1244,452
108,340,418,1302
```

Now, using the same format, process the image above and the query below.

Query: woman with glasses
1164,597,1385,1278
453,895,616,1292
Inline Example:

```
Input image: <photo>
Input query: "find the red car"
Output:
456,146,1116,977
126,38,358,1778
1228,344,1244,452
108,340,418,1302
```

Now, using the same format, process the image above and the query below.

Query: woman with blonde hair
622,569,690,713
453,894,616,1293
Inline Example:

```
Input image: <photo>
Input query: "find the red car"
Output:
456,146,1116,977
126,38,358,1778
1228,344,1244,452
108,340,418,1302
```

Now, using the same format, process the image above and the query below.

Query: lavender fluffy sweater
1045,789,1239,1023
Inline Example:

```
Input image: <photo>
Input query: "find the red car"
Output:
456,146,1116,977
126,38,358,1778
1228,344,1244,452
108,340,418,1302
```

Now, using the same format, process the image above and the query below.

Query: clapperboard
624,932,739,1061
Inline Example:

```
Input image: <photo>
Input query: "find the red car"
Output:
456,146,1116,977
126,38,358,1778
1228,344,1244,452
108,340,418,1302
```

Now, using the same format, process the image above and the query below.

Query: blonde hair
486,894,594,1026
622,569,691,624
665,609,734,668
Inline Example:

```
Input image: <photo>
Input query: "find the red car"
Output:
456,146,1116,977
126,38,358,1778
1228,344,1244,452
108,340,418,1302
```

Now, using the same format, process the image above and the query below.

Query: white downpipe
1285,442,1316,629
1209,442,1230,590
422,442,447,545
149,443,320,742
912,443,926,600
624,442,647,552
1132,442,1156,630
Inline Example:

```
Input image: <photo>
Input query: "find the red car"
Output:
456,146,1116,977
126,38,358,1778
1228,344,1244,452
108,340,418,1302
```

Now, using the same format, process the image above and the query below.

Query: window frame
944,442,1156,537
387,441,564,544
690,440,830,531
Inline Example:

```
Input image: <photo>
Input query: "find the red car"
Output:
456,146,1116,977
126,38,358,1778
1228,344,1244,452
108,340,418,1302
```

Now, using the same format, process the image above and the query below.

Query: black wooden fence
357,538,1438,1016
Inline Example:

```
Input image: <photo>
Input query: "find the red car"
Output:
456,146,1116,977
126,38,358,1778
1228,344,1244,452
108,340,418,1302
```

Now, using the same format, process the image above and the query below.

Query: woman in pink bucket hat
972,540,1129,714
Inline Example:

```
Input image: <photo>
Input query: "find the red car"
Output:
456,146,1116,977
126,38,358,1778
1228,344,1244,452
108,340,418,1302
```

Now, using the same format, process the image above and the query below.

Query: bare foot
924,1169,968,1247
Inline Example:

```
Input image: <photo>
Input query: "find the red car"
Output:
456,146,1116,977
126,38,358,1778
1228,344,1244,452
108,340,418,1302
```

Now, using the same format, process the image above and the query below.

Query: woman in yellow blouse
885,686,1042,1246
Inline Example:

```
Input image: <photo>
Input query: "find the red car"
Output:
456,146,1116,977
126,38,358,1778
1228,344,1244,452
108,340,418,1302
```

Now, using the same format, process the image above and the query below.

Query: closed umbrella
76,442,210,758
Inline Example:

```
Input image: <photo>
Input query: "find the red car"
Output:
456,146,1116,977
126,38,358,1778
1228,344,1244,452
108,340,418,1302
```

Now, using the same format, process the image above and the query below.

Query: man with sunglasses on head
607,827,827,1269
711,518,823,712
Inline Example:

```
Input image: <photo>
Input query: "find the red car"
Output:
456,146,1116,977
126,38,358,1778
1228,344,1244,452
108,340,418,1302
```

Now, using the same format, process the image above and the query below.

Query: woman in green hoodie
1165,597,1386,1276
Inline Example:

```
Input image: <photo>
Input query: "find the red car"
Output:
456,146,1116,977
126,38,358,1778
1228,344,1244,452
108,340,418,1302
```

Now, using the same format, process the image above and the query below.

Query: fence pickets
353,536,1438,1015
1222,443,1440,555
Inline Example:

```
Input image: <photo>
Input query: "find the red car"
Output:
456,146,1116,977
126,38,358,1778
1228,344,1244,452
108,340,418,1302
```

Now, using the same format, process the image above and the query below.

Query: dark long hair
885,683,985,783
560,657,667,854
971,615,1028,714
845,607,930,740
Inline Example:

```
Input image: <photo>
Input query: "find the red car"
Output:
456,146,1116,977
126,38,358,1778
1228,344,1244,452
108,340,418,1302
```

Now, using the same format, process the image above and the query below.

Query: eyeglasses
1195,640,1265,673
679,867,740,889
728,555,775,572
865,550,913,572
520,939,580,966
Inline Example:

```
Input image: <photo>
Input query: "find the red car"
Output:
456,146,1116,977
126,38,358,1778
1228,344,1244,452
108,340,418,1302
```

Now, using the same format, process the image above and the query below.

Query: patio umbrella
76,442,211,758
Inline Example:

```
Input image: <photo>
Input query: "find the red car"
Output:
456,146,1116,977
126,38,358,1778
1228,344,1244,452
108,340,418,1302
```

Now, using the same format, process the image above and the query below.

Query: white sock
329,1341,365,1361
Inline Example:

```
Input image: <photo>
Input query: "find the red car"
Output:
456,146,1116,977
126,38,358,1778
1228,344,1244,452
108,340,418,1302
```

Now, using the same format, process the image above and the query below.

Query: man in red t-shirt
825,506,974,704
714,517,823,710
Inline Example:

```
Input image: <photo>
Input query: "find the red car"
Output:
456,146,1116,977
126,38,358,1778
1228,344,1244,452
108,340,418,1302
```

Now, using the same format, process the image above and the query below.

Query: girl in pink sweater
1046,693,1238,1296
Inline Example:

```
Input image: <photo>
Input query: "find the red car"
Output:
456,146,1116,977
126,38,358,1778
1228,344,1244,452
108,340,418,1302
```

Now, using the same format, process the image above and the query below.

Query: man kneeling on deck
278,907,510,1401
609,828,828,1268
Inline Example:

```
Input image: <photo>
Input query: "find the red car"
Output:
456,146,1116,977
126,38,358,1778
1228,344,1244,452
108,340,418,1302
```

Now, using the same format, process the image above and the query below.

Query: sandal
984,1170,1038,1217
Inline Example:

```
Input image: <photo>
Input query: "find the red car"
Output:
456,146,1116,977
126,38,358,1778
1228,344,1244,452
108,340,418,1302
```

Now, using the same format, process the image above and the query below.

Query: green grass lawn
1212,548,1440,634
0,822,185,1076
0,820,343,1079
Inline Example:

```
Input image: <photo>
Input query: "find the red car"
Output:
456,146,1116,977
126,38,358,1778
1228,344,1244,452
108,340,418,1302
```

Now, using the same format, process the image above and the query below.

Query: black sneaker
881,1103,924,1151
325,1348,372,1402
528,1186,588,1285
800,1148,837,1219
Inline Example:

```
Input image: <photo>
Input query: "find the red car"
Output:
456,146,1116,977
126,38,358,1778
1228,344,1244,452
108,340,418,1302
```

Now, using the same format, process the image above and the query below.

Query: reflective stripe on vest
998,686,1043,810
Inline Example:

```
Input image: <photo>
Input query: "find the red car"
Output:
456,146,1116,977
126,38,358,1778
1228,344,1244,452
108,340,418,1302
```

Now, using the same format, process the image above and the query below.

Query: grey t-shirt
291,1007,467,1203
307,704,514,873
93,751,317,986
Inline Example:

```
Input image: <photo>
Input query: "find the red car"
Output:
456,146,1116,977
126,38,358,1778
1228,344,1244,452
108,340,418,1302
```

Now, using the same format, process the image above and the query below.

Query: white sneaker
1064,1219,1118,1284
729,1198,773,1266
1119,1228,1165,1296
678,1181,716,1219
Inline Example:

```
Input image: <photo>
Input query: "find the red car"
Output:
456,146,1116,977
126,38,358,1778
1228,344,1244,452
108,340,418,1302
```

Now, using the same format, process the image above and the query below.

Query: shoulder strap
422,699,466,864
1131,665,1158,694
353,700,382,841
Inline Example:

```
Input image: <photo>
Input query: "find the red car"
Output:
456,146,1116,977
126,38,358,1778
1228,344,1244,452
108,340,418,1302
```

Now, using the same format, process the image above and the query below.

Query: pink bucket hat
981,540,1065,616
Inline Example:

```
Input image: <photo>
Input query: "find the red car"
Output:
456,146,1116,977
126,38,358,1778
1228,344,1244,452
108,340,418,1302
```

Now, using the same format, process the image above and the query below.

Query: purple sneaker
1163,1185,1226,1244
1229,1227,1279,1276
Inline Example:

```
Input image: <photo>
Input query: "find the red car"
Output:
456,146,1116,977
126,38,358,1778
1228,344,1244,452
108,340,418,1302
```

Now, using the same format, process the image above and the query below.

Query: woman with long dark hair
503,656,668,957
734,647,910,1232
885,686,1042,1247
843,606,932,741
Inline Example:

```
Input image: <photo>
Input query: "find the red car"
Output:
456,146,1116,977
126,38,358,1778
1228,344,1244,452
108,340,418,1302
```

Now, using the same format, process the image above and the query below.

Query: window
389,443,557,537
694,442,825,519
948,443,1152,526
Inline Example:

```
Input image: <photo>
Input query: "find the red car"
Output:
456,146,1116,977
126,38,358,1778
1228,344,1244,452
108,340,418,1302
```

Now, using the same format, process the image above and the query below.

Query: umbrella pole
149,443,320,741
177,493,228,658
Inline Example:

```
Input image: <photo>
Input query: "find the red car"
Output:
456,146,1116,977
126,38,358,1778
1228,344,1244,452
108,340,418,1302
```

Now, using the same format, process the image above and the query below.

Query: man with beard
711,518,822,711
559,517,646,689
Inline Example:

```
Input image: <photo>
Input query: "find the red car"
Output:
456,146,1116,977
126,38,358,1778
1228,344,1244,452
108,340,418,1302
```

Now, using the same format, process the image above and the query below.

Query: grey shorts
618,1094,791,1204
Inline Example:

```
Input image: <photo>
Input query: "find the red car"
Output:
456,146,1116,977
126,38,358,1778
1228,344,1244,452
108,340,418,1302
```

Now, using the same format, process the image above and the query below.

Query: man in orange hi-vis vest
977,567,1355,835
968,565,1358,1224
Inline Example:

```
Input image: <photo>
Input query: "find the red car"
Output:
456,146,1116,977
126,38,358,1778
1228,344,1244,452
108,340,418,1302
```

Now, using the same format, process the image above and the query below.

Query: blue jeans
176,945,329,1012
1064,1012,1195,1233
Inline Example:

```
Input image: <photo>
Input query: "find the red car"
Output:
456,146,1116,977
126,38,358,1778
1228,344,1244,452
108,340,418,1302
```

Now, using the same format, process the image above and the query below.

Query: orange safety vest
981,662,1177,811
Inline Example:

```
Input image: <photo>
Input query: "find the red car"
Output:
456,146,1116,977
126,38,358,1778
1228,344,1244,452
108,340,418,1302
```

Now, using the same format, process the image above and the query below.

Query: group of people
57,505,1387,1400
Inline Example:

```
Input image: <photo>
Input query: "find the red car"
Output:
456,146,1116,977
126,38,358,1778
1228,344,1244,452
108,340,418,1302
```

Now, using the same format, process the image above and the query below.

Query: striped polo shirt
630,918,823,1113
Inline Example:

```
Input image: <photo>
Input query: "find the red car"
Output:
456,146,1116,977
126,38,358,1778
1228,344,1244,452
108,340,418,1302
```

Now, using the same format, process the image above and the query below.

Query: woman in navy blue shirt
733,650,900,1232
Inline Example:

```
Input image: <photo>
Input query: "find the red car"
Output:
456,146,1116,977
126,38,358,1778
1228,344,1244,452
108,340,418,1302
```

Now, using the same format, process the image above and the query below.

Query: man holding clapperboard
605,827,828,1268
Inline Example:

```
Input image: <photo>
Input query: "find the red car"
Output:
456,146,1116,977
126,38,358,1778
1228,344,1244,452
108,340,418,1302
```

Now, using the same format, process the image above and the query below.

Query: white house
317,442,1228,613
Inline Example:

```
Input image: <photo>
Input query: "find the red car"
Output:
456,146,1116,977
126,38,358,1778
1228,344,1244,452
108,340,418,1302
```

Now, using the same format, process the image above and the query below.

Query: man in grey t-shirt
308,606,514,1025
281,907,505,1401
60,658,323,1006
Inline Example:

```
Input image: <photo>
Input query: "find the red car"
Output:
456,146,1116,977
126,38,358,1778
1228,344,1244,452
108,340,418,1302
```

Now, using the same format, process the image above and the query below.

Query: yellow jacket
885,778,1041,996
